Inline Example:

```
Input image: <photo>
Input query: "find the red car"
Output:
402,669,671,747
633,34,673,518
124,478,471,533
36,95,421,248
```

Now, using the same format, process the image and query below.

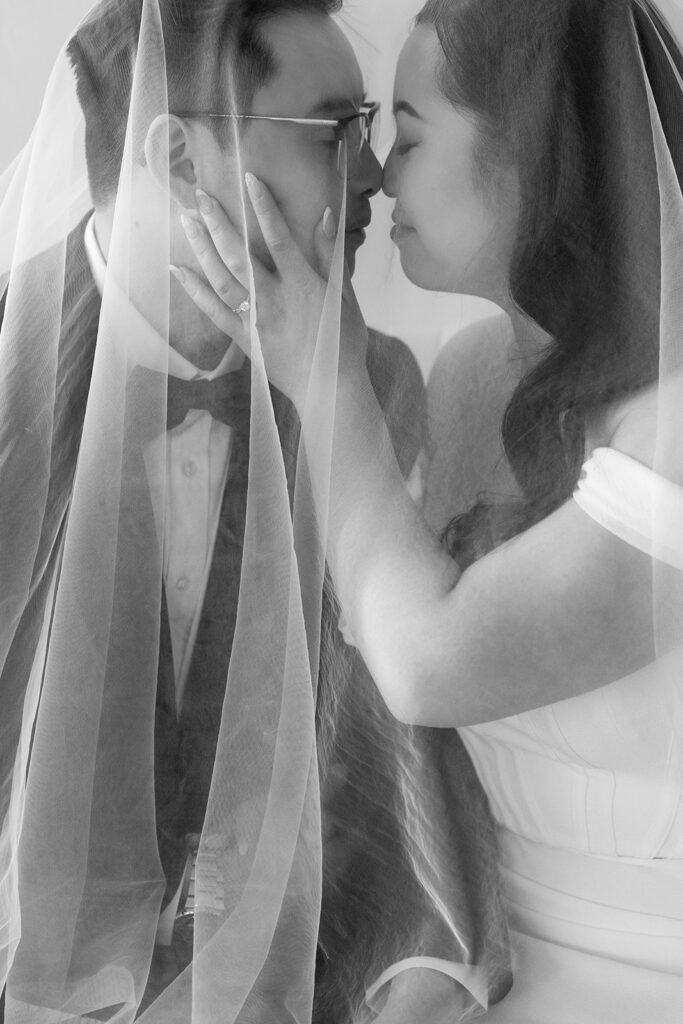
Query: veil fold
0,1,511,1020
7,0,683,1019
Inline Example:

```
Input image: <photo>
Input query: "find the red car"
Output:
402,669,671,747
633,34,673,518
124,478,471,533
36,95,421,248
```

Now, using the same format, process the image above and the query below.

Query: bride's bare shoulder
426,313,517,432
423,313,519,528
428,313,515,399
586,378,663,468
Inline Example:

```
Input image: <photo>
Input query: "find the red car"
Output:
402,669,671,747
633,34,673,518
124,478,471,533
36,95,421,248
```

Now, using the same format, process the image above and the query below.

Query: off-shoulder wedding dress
425,322,683,1022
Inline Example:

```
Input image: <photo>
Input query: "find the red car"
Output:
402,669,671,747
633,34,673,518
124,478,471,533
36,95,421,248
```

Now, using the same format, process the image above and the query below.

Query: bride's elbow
368,633,493,727
379,686,427,726
371,657,459,728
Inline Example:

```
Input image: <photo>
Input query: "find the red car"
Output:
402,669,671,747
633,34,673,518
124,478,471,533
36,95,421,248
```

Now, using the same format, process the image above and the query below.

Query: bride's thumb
313,206,337,279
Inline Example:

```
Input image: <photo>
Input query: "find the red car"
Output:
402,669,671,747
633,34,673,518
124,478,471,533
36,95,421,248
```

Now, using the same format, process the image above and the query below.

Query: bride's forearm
319,366,460,722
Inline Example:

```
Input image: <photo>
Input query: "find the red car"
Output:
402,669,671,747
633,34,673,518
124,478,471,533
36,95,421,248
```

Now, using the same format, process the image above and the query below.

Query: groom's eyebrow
306,91,367,118
394,100,424,120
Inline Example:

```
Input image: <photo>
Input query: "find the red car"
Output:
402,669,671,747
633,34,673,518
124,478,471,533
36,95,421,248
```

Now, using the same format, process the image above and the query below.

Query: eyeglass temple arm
170,103,379,129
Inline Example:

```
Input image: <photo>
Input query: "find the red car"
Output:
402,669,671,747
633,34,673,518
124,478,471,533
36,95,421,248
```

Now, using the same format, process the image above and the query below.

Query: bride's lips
390,222,413,241
390,210,413,241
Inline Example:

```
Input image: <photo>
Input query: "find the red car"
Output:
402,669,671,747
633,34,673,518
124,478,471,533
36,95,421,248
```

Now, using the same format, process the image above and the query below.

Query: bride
176,0,683,1018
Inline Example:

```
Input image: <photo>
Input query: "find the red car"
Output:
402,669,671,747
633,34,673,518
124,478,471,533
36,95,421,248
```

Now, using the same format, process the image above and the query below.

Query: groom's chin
343,237,359,276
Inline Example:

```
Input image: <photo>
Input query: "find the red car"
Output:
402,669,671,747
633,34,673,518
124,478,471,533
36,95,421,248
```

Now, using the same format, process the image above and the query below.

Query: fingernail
323,207,336,239
245,172,263,199
195,189,213,216
169,264,186,284
180,213,200,239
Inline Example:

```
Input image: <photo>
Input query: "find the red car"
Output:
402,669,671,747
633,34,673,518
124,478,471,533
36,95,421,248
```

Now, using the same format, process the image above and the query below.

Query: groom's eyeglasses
173,101,380,179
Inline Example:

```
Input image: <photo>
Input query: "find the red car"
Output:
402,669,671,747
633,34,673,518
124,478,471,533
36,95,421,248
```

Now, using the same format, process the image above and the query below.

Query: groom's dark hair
68,0,342,206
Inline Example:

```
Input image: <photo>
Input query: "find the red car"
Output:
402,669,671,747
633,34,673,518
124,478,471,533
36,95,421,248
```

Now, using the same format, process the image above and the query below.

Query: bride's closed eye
394,135,418,156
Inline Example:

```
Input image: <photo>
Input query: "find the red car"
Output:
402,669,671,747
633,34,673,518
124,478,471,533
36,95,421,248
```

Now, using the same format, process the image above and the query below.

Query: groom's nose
350,141,383,197
381,146,398,199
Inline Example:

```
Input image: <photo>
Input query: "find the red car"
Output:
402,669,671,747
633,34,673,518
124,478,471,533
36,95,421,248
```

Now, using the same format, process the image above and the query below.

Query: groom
1,0,510,1019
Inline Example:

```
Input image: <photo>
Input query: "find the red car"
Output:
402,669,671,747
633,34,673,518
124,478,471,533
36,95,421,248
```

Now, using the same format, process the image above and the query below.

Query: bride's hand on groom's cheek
174,174,368,414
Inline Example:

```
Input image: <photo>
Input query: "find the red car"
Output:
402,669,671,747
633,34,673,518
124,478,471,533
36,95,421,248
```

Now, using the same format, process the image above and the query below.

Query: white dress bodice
460,447,683,860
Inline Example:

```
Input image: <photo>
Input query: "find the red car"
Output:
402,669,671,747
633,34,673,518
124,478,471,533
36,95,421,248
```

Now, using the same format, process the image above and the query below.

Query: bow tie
165,363,251,431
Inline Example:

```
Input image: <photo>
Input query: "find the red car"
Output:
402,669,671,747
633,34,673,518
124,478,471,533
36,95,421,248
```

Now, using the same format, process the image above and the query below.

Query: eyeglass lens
337,110,377,177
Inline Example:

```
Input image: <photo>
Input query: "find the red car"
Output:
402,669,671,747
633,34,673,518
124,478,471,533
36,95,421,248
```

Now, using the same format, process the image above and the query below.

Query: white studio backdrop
0,0,497,378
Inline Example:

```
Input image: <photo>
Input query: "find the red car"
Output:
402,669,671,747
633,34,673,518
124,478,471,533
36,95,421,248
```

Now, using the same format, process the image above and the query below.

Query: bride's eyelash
396,142,416,156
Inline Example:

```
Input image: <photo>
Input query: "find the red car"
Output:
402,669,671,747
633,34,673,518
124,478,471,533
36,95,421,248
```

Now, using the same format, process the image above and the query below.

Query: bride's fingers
245,173,311,283
180,213,248,310
194,189,259,291
312,207,337,280
169,264,249,349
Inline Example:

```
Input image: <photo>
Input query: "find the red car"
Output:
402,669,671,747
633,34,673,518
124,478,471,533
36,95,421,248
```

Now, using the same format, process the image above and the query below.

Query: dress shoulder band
573,447,683,569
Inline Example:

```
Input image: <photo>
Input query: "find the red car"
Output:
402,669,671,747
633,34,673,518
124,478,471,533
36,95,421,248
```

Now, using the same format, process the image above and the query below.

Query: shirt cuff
365,957,489,1013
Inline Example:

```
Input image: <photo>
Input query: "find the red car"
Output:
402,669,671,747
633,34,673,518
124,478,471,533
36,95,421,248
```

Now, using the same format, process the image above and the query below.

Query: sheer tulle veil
0,1,508,1021
0,2,335,1018
1,0,683,1021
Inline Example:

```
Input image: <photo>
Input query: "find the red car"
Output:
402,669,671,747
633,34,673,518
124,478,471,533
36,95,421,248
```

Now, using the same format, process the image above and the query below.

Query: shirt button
182,459,198,477
176,576,190,592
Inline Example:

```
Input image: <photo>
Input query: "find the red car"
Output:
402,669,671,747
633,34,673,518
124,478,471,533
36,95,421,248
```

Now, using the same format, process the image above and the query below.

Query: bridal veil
0,1,508,1020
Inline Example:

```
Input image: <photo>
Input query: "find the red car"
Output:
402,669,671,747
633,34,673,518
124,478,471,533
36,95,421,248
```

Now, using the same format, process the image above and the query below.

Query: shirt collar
84,214,241,381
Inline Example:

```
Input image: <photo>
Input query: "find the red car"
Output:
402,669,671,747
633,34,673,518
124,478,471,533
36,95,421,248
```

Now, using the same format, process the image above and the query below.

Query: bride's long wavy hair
417,0,683,565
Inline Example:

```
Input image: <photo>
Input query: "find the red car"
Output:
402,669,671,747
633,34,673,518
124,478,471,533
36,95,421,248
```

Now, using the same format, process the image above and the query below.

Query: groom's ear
144,114,198,209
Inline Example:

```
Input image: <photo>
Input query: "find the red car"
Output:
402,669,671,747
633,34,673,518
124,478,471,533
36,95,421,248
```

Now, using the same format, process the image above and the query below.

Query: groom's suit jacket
0,219,511,1021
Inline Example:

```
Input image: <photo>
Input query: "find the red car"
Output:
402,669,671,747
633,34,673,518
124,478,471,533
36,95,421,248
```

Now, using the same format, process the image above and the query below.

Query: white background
0,0,494,376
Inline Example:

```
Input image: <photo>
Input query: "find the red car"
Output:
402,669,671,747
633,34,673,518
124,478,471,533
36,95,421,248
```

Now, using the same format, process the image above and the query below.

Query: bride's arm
323,368,654,727
176,180,657,728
